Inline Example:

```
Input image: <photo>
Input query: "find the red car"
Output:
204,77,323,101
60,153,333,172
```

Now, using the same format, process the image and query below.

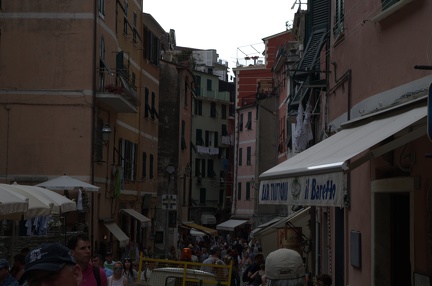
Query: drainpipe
328,63,352,208
90,0,98,252
232,109,240,216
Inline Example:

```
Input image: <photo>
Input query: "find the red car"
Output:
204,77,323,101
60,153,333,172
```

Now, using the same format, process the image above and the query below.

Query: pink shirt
81,262,108,286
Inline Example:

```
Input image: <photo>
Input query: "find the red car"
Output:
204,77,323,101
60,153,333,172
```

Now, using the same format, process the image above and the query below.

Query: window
383,0,400,10
246,147,251,165
372,0,415,21
98,36,106,90
222,124,228,136
206,79,212,91
98,0,105,16
200,188,206,204
245,111,252,130
196,129,204,146
205,131,218,147
144,88,150,118
239,113,243,131
207,160,216,178
221,104,227,119
181,121,186,150
195,75,201,96
246,182,251,200
237,182,242,200
184,79,189,106
151,92,158,120
123,1,128,35
333,0,344,38
194,99,202,115
119,138,137,181
210,102,217,118
133,12,137,44
195,158,202,177
239,148,242,166
201,159,206,178
149,154,154,179
144,27,160,67
142,152,147,178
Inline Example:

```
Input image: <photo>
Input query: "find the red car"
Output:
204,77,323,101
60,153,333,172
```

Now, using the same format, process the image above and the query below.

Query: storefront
259,98,429,283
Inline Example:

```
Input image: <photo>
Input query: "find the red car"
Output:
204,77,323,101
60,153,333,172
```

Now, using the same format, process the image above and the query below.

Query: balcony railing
96,70,138,113
196,88,230,102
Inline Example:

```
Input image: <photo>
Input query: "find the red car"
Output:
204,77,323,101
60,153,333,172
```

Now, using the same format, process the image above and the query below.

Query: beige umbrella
0,184,53,219
35,175,99,192
0,186,28,219
11,183,76,214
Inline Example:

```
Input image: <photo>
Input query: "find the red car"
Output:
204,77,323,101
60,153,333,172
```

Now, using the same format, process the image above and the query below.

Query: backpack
92,265,101,286
242,264,252,282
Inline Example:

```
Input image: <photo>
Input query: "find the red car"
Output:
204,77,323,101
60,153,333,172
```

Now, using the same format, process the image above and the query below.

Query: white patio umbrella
0,184,53,219
11,183,76,214
0,187,28,219
35,175,100,192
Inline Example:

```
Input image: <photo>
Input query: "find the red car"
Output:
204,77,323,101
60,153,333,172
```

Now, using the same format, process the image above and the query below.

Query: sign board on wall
259,172,344,207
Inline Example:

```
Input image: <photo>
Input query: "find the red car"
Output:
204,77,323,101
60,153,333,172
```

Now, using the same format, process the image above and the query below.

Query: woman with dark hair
123,258,137,286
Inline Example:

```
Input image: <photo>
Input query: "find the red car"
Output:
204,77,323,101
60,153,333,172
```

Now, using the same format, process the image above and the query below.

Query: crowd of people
0,233,332,286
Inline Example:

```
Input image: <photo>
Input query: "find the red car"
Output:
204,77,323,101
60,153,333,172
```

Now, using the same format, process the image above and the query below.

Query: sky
143,0,302,73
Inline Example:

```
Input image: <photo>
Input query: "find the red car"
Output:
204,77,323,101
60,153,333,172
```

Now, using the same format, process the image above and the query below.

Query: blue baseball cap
23,243,76,276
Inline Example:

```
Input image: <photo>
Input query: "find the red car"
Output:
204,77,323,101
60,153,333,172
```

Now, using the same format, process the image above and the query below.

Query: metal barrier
137,254,233,286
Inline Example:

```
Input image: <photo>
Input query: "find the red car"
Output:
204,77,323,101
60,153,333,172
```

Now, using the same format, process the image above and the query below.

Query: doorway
373,178,411,286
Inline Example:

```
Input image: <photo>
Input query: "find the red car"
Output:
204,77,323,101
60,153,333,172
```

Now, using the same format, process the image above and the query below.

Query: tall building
157,54,194,257
232,30,296,233
190,67,231,226
0,0,160,257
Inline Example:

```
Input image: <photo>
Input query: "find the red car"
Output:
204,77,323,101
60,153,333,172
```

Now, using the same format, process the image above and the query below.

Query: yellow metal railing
137,253,233,286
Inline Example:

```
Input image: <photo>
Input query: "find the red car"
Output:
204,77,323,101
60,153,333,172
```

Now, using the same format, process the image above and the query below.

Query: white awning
190,229,206,237
259,104,427,207
251,207,311,238
121,209,150,224
216,219,248,231
250,217,284,237
201,214,216,225
182,221,218,236
104,222,129,248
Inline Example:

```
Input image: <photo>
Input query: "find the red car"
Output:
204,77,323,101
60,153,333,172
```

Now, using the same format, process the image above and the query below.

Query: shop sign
259,172,344,207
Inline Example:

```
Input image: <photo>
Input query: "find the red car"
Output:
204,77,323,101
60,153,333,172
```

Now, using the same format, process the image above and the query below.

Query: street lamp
181,164,191,206
101,123,112,144
250,178,260,190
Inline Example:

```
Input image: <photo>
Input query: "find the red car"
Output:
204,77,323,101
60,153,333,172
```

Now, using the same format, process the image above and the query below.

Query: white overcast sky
143,0,301,72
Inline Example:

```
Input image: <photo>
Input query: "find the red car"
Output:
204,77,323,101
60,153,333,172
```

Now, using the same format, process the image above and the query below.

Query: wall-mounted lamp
101,123,112,143
250,178,260,190
184,164,191,177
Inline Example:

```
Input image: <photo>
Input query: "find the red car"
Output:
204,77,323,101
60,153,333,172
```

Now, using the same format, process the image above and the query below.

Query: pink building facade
260,0,432,285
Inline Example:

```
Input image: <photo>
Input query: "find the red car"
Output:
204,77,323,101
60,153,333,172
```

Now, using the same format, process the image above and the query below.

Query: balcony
221,135,234,146
196,88,230,102
96,71,139,113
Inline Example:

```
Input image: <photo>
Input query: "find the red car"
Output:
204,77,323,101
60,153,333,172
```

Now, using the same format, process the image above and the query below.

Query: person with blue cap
0,258,19,286
20,242,82,286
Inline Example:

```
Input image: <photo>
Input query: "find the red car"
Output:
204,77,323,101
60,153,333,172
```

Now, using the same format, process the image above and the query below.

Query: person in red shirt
67,233,108,286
